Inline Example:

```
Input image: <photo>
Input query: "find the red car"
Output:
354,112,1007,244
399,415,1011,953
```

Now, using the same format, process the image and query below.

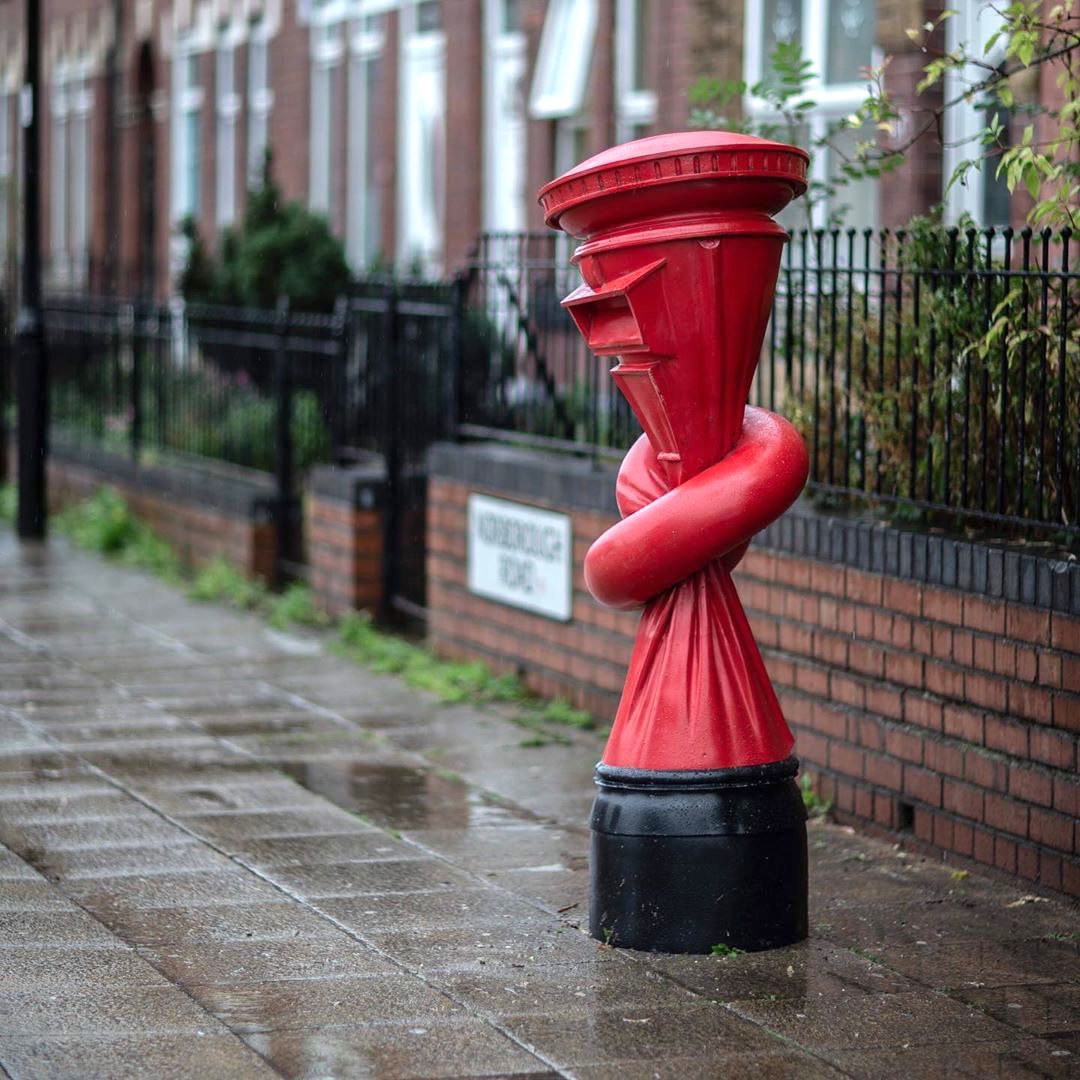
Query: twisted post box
539,131,811,953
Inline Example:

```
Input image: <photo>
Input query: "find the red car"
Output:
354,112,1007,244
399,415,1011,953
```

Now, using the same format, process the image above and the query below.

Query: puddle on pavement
278,760,512,831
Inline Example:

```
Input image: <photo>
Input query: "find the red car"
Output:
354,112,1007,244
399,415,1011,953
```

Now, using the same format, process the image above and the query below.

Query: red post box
540,131,811,953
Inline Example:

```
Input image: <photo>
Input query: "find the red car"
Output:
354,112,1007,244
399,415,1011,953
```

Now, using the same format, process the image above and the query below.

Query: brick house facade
0,0,1044,296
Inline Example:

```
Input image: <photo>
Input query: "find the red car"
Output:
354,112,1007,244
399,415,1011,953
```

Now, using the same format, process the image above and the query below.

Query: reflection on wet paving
278,760,480,831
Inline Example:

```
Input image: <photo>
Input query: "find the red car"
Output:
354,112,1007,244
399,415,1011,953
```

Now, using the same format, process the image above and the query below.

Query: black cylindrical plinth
589,757,808,954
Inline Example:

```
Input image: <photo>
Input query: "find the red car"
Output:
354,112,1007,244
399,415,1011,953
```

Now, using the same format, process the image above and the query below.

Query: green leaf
1024,162,1041,199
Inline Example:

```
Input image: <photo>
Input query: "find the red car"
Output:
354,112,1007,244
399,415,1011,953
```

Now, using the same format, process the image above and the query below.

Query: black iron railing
758,225,1078,541
36,282,459,595
44,296,343,474
458,232,640,459
463,228,1080,542
10,226,1078,547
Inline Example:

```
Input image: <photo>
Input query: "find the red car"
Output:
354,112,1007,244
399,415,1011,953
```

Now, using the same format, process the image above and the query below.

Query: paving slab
0,1035,280,1080
0,530,1078,1079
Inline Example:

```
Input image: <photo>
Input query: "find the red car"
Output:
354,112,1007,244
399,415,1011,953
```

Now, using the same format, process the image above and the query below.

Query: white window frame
172,39,204,223
744,0,879,231
246,21,274,186
346,14,384,267
529,0,597,120
614,0,656,143
943,3,1010,227
309,19,343,217
215,33,241,226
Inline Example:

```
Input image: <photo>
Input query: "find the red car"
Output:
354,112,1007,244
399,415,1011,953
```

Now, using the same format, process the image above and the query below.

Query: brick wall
427,441,1080,898
307,462,385,618
42,442,277,580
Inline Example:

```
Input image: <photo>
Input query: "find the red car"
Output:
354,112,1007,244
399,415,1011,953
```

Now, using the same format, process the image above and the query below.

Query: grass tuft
8,485,602,740
268,583,331,629
710,943,744,958
189,557,269,610
800,773,833,819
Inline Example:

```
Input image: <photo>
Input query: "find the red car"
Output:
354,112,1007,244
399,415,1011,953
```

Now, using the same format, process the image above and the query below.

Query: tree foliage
690,2,1080,230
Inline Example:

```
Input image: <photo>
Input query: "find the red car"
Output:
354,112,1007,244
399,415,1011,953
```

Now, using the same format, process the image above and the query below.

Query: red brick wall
45,455,276,581
427,473,1080,899
443,0,483,272
308,494,383,618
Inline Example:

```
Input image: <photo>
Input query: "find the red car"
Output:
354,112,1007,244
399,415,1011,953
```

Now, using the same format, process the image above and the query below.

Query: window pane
980,98,1011,226
247,33,270,184
825,124,876,231
632,0,650,91
761,0,802,78
185,110,200,214
501,0,522,33
364,54,381,264
416,0,441,32
826,0,874,84
529,0,598,119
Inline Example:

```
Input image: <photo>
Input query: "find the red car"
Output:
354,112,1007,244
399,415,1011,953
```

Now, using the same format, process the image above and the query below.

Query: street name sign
466,494,573,621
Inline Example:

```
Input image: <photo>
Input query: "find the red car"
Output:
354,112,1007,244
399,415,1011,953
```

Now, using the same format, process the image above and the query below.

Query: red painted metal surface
540,131,810,770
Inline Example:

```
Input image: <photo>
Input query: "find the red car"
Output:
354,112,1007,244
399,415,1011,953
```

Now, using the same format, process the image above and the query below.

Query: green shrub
783,212,1079,536
180,154,352,313
57,487,139,554
56,487,183,581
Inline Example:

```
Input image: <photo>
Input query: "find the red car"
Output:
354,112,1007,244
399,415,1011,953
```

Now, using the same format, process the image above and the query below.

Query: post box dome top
539,131,809,239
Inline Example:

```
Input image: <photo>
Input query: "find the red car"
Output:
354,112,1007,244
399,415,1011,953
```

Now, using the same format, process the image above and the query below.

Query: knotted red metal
540,131,810,771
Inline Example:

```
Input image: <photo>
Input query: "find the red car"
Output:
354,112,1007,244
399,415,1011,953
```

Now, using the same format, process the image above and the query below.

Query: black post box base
589,757,809,954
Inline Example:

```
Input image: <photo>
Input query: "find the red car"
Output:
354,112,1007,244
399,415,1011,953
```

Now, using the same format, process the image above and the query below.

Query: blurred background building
0,0,1056,295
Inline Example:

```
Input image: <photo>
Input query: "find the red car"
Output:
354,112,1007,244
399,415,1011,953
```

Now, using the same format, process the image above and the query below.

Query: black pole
16,0,46,539
272,297,292,588
379,281,399,622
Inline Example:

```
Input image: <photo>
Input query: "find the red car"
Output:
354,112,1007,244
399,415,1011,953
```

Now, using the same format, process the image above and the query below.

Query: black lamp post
15,0,46,539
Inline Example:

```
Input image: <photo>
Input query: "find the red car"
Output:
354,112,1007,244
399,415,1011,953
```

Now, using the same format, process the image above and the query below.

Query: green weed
57,486,139,554
189,557,268,610
0,485,15,524
39,486,601,744
538,698,594,729
800,773,833,819
55,487,184,581
268,583,331,630
710,943,744,958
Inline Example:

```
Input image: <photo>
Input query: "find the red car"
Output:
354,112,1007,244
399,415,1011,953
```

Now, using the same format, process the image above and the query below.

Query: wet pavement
0,530,1078,1079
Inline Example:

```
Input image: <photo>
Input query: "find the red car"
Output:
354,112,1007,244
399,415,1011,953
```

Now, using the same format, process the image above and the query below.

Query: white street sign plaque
467,494,573,622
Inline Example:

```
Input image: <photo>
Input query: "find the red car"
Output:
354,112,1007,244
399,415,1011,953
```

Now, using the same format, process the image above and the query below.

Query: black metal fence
458,232,639,458
463,228,1080,543
759,225,1078,542
40,282,459,596
7,222,1077,590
